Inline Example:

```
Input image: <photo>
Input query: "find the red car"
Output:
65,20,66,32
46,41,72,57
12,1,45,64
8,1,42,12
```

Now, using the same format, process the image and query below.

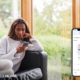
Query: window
0,0,20,38
33,0,72,80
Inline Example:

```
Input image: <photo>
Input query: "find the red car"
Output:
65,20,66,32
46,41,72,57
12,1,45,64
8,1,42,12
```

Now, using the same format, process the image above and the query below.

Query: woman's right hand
16,45,27,54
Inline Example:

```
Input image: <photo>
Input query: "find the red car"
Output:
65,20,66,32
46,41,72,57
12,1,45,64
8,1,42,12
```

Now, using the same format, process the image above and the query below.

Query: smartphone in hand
22,41,29,47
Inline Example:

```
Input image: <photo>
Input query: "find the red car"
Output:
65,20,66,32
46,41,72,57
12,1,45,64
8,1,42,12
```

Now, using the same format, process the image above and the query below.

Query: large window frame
21,0,33,35
72,0,80,28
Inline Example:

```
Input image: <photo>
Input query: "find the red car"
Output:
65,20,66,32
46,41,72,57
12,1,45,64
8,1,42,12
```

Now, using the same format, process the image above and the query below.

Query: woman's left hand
22,33,32,39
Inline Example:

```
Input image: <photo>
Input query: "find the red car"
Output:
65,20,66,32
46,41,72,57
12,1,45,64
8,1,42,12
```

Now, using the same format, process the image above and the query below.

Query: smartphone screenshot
72,28,80,76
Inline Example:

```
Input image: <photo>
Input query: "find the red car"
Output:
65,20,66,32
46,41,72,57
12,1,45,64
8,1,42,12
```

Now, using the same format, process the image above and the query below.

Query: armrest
39,51,47,80
16,51,47,80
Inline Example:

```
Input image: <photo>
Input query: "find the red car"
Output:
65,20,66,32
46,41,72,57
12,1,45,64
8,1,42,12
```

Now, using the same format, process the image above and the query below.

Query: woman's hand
22,33,32,39
16,45,27,54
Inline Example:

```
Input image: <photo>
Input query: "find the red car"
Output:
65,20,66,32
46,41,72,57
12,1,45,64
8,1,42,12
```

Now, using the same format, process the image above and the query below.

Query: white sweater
0,35,43,73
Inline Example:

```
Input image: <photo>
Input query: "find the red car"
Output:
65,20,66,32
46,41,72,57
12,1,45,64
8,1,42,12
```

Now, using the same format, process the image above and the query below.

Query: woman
0,18,43,75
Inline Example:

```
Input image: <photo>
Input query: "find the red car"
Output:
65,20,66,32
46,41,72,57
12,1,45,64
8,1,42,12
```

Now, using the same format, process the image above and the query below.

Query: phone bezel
71,28,80,77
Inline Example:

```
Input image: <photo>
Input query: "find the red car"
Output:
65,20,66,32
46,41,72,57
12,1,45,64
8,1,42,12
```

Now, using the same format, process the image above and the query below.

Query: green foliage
0,27,9,38
34,34,71,79
61,45,71,66
0,0,20,28
0,0,12,28
34,0,71,67
34,0,72,38
0,0,20,38
34,35,71,62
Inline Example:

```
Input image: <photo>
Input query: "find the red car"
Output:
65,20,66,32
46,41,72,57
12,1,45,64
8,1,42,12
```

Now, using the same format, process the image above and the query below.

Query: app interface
73,29,80,76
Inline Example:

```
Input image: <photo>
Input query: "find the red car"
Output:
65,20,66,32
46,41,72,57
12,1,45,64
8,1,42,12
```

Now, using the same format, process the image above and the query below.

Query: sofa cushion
16,68,43,80
17,51,41,72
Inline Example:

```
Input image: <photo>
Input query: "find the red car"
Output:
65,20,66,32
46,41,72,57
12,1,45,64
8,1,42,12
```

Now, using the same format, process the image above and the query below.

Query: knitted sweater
0,35,43,73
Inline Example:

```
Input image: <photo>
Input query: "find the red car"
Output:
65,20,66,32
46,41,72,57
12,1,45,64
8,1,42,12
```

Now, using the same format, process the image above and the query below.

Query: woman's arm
27,36,43,51
0,36,20,59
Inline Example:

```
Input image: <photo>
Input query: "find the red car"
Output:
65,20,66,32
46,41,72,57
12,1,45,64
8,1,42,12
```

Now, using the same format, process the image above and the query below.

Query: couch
0,50,47,80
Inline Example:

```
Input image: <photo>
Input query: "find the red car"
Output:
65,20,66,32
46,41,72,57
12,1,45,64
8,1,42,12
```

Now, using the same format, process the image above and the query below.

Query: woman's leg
0,69,14,75
0,59,14,75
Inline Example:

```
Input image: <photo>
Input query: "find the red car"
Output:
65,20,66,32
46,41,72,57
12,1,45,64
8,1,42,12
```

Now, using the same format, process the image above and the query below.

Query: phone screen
72,28,80,76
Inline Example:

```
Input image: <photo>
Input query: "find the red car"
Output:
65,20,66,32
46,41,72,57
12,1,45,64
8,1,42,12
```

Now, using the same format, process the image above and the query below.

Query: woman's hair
8,18,32,44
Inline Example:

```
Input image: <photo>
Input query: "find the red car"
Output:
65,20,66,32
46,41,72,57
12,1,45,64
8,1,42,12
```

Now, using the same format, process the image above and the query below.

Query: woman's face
15,23,26,39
